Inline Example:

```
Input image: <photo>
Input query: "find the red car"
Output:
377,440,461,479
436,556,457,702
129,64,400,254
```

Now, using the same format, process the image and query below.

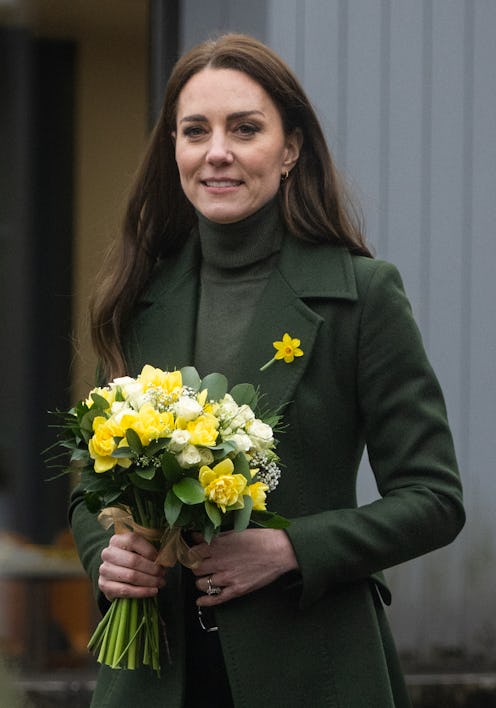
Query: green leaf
174,504,196,528
112,446,133,458
200,373,228,401
210,440,238,459
90,392,111,411
160,451,183,483
143,438,169,457
203,522,216,545
80,408,103,442
204,501,221,529
114,387,125,402
251,510,290,529
128,471,164,492
125,428,143,455
173,477,205,505
230,383,258,408
164,489,183,525
103,490,124,506
180,366,201,391
232,452,251,482
84,491,103,514
134,466,156,480
234,495,253,532
70,448,90,463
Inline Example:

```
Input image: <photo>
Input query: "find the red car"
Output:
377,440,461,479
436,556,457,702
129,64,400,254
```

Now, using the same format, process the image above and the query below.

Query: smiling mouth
203,180,243,188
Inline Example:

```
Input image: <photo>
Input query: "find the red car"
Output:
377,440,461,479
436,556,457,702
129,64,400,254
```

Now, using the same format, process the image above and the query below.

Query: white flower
238,404,256,423
247,419,274,450
218,394,239,416
112,407,139,425
224,432,252,453
111,376,136,388
198,448,214,466
168,429,191,452
176,444,202,468
110,400,128,415
175,396,203,421
110,377,146,409
231,404,256,430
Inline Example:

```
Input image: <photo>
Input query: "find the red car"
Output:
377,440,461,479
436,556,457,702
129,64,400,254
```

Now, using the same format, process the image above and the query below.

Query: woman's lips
203,179,243,188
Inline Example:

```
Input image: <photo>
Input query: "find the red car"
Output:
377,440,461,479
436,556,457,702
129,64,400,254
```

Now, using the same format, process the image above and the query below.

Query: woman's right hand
98,532,167,601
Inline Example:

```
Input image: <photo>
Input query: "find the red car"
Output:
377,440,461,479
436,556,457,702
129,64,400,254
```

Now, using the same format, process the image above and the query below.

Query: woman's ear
283,128,303,172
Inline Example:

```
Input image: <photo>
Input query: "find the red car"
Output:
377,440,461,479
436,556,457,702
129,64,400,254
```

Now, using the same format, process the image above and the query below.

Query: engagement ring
206,575,222,596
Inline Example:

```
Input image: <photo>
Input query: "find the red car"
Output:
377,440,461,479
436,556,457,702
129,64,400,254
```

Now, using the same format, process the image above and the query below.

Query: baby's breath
136,455,162,468
143,387,178,412
250,451,281,491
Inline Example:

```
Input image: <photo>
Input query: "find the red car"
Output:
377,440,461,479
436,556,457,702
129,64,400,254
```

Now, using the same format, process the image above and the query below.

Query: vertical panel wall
178,0,496,670
267,0,496,669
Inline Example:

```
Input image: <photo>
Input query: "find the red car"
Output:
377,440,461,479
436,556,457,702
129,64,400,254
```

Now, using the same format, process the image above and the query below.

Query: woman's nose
206,132,234,165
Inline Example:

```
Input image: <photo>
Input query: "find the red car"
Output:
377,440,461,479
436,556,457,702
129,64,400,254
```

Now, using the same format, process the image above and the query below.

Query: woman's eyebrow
179,110,265,123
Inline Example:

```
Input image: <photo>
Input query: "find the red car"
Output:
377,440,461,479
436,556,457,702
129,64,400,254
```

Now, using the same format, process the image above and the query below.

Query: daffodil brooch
260,333,304,371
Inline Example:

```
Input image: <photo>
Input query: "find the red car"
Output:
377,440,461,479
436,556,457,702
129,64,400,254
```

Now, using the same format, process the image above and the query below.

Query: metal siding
180,0,267,50
463,0,496,660
266,0,496,668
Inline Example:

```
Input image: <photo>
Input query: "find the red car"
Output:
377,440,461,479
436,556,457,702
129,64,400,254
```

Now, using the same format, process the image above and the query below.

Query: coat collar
136,230,358,411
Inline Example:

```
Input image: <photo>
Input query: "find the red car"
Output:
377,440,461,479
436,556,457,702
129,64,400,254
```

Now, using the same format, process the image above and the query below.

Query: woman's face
173,68,301,224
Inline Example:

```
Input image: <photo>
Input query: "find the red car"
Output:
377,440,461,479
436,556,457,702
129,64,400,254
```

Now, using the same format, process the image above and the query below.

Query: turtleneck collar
196,197,283,270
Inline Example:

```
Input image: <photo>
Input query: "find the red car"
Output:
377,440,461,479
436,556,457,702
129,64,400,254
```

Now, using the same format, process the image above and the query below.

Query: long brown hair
91,33,371,379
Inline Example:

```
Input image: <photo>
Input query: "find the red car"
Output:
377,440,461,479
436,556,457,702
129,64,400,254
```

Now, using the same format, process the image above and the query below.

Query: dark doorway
0,28,76,543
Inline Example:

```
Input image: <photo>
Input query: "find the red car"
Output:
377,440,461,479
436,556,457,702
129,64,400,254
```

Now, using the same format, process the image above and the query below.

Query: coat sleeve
285,260,465,609
69,484,112,614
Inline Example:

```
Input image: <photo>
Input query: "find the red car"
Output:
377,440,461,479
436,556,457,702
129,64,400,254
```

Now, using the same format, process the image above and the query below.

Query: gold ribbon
97,507,201,569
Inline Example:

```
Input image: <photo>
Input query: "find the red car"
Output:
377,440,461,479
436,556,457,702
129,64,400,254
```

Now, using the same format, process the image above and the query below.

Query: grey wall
179,0,496,669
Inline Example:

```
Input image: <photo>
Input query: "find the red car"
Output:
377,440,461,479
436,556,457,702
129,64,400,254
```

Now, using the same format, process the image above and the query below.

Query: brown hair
91,33,371,379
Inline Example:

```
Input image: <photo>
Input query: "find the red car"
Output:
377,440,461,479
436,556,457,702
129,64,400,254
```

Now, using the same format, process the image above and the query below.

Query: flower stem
112,598,128,667
259,357,276,372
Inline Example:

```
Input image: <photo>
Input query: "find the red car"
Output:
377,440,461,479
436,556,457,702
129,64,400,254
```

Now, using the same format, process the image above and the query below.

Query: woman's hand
191,528,299,607
98,532,167,601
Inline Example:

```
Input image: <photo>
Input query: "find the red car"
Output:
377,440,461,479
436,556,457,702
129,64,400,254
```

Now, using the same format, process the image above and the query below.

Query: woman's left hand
191,528,298,606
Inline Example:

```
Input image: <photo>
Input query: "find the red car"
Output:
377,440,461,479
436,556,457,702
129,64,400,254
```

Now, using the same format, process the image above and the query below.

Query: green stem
112,598,129,667
259,357,276,372
127,598,139,669
133,487,147,526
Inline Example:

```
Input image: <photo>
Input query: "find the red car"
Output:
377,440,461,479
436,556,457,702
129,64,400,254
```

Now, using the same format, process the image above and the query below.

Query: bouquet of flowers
51,364,287,674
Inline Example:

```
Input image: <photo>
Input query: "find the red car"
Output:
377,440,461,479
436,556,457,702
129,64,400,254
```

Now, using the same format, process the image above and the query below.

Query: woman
70,33,465,707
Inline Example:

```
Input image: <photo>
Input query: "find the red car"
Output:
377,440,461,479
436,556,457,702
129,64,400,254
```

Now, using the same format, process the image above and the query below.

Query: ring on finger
206,575,222,596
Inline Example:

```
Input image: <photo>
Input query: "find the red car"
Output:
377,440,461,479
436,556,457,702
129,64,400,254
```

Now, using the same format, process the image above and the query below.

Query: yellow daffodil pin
260,333,304,371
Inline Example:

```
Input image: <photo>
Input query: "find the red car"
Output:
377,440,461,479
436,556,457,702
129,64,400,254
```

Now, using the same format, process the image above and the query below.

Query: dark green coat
70,229,465,707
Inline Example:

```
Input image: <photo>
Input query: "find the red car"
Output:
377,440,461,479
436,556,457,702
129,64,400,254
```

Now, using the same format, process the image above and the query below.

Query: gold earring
281,169,289,183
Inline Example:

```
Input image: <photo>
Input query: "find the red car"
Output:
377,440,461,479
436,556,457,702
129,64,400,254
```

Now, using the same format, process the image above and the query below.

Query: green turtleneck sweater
194,198,283,382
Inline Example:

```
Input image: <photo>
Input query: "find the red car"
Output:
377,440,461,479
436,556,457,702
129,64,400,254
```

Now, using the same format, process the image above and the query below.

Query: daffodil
199,459,247,512
260,332,304,371
246,481,269,510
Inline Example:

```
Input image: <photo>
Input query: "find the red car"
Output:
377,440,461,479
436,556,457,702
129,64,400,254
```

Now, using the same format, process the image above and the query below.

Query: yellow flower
186,413,219,447
199,459,248,513
246,481,269,511
260,332,304,371
139,365,182,397
88,416,124,472
132,403,175,446
273,333,304,363
85,386,115,409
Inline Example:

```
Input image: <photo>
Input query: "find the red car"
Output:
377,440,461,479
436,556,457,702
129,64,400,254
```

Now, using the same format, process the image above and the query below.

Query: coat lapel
234,237,359,412
133,230,358,414
130,233,201,373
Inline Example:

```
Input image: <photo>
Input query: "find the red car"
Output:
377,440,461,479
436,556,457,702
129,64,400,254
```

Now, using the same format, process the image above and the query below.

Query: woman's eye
235,123,260,137
183,125,206,138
